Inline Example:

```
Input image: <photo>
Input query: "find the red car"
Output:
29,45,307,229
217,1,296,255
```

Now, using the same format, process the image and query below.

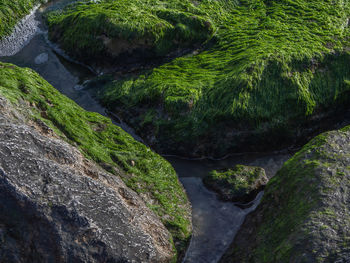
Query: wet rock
203,165,268,203
0,4,41,56
0,98,175,262
221,128,350,262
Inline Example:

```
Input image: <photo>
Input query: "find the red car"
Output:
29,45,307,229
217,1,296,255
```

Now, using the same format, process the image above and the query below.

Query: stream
0,3,291,263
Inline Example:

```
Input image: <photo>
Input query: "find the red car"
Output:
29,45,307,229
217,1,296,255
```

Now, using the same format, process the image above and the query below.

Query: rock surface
203,165,268,203
0,62,192,257
220,128,350,262
0,97,175,262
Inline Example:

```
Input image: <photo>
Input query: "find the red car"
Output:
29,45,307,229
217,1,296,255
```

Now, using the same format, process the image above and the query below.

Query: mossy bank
0,0,48,39
46,0,215,67
221,126,350,262
0,62,192,260
46,0,350,157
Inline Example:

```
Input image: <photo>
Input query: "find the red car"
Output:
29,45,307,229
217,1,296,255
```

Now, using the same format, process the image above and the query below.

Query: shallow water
166,151,290,179
0,5,290,263
2,33,99,110
172,153,289,263
181,178,263,263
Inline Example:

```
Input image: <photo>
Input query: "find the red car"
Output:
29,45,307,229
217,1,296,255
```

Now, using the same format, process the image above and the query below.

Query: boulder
203,165,268,203
0,62,192,257
46,1,214,67
57,0,350,158
221,128,350,262
0,97,175,262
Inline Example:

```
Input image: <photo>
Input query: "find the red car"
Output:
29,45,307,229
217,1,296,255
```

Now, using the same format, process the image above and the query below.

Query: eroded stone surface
0,97,174,262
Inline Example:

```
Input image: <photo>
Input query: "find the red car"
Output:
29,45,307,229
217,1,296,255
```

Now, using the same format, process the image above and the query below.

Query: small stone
34,53,48,64
203,165,268,203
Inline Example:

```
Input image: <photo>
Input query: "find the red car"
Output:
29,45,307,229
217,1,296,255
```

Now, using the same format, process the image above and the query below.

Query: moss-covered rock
0,62,191,259
47,0,350,156
46,0,215,65
203,165,268,203
220,127,350,262
0,96,176,262
0,0,46,39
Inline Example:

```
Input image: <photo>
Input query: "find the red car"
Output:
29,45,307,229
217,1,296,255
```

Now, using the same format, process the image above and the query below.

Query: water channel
0,3,290,262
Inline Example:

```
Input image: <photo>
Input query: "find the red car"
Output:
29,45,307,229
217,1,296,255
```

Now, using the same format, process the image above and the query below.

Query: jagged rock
220,128,350,263
0,97,174,262
203,165,268,203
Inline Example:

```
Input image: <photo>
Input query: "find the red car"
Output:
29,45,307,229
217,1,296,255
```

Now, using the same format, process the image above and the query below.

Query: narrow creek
0,3,290,262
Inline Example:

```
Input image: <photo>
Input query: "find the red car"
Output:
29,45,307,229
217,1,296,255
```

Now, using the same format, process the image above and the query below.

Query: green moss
77,0,350,155
226,128,350,262
204,165,267,201
250,159,320,261
0,0,45,39
46,0,215,60
0,62,191,258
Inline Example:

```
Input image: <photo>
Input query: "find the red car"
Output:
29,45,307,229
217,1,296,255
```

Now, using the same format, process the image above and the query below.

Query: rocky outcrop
220,128,350,262
46,1,214,68
203,165,268,203
52,0,350,158
0,96,175,262
0,62,192,258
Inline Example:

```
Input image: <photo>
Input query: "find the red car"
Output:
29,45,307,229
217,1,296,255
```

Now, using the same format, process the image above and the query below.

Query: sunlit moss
57,0,350,155
46,0,215,60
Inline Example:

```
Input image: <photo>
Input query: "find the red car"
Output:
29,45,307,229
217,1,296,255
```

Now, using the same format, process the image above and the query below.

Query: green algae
204,165,267,202
0,0,46,39
222,129,350,262
0,62,191,258
46,0,215,60
47,0,350,155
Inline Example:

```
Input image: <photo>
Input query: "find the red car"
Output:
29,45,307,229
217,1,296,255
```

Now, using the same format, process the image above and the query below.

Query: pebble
34,53,49,64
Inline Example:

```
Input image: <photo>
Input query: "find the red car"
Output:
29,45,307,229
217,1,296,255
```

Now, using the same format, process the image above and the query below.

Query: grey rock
220,129,350,263
0,97,174,262
0,5,41,57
